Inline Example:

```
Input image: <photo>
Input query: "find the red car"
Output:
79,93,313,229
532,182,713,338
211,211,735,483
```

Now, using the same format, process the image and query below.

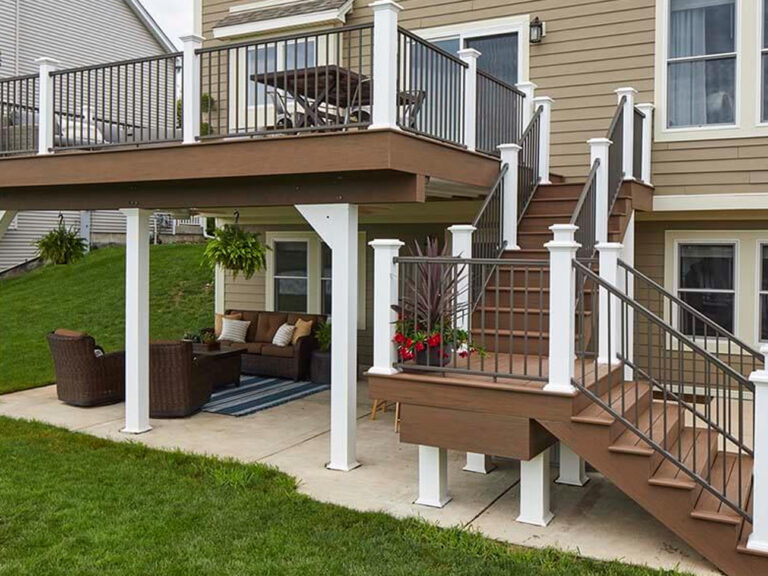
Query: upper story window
667,0,736,128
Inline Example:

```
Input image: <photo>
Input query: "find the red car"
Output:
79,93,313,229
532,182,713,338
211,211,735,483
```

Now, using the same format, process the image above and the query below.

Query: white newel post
615,87,637,181
636,103,654,186
369,239,405,375
588,138,611,245
459,48,480,151
748,347,768,554
516,81,537,125
36,57,59,155
498,143,522,251
596,242,623,366
296,204,360,472
181,34,204,145
370,0,402,130
544,225,579,395
121,208,152,435
532,96,553,185
517,448,554,526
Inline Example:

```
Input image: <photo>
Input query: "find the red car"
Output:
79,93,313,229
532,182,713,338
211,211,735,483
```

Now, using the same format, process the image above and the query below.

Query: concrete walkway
0,381,718,575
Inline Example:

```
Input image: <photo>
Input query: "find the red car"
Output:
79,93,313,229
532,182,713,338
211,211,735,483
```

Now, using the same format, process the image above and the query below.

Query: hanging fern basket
202,223,269,280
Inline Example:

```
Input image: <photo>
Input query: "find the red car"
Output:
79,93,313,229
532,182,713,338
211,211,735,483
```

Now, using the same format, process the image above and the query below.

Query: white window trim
265,230,367,329
760,0,768,125
755,240,768,343
655,0,768,141
414,15,531,84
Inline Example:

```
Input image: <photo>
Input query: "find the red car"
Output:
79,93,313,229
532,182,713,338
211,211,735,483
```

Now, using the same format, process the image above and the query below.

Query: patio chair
149,341,216,418
47,330,125,407
398,89,426,130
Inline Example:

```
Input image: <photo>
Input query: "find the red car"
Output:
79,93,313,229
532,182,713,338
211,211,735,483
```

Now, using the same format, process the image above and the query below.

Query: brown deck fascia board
0,129,498,196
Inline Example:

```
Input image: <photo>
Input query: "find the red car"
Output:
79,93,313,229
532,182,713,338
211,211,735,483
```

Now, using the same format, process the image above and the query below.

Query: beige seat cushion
292,318,314,344
215,312,243,337
261,344,295,358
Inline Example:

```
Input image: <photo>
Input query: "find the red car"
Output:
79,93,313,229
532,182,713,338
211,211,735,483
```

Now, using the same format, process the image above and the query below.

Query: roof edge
124,0,178,53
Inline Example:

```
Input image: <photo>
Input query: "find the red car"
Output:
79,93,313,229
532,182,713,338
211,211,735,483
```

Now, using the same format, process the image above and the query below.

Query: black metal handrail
394,256,548,382
476,70,525,156
0,74,39,156
618,258,761,377
573,259,754,522
517,106,543,222
606,96,625,216
397,28,466,147
570,159,600,261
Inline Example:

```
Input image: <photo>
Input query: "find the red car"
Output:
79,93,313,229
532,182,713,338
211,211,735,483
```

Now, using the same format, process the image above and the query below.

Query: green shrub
316,321,332,352
35,224,87,265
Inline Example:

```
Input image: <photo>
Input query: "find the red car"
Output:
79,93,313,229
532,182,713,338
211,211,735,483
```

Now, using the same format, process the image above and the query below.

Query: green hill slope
0,244,214,394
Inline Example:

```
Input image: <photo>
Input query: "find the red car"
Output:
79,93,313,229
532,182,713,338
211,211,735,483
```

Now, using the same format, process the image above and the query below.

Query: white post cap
614,87,638,96
546,224,579,247
369,239,405,248
498,143,523,153
457,48,482,60
516,81,538,91
448,224,477,233
587,137,612,146
595,242,624,253
533,96,555,104
369,0,403,11
35,57,61,67
180,34,205,44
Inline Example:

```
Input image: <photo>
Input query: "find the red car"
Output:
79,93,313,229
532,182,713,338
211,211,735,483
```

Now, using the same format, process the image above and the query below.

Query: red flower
405,338,413,349
415,341,426,352
427,333,441,348
458,350,469,358
394,333,405,345
403,350,415,361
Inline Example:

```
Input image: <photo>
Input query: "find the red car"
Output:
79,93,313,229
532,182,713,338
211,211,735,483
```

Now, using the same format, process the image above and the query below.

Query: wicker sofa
219,310,325,381
149,341,216,418
47,330,125,407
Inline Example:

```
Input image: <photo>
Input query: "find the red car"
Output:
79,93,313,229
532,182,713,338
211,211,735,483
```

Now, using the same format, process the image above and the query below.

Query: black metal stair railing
573,259,755,523
570,159,600,261
517,105,543,221
606,96,625,215
0,74,39,156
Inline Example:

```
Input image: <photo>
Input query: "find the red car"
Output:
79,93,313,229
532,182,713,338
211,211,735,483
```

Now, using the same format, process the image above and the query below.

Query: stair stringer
538,417,761,576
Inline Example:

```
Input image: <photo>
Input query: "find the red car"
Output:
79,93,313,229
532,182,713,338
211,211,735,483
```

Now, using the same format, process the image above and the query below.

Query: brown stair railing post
747,348,768,553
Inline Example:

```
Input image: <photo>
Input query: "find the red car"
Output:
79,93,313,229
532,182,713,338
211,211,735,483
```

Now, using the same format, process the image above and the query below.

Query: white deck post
192,0,203,36
748,347,768,554
458,48,480,151
556,443,588,486
516,81,536,125
416,445,451,508
369,0,402,130
369,239,404,375
296,204,360,472
121,208,152,435
615,87,637,181
517,448,554,526
596,242,623,366
498,144,522,251
588,138,612,245
181,34,204,145
36,57,59,155
636,103,654,185
544,225,578,395
532,96,553,185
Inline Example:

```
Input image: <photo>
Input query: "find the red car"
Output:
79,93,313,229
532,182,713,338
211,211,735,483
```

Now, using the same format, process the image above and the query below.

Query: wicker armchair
149,341,215,418
47,331,125,407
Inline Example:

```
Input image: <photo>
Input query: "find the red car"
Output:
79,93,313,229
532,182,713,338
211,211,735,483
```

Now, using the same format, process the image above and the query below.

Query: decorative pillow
272,323,296,347
215,312,243,337
292,318,314,344
218,318,251,343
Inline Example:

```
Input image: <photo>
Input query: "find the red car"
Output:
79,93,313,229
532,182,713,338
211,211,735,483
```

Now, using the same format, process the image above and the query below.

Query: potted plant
200,329,219,351
35,216,87,266
202,221,269,280
311,321,331,385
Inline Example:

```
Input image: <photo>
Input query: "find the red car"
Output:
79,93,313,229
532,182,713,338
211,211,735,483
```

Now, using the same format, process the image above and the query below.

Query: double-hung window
667,0,737,128
760,245,768,341
273,241,309,313
677,243,736,335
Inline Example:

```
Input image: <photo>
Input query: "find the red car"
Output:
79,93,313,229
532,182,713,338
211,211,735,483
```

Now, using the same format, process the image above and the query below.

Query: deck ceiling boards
0,131,499,211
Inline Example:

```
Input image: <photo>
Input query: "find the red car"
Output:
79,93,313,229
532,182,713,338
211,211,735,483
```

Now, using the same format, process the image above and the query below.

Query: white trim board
654,193,768,212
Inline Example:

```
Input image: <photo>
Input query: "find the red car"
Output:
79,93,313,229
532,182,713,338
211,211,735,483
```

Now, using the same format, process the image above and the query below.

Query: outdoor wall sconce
530,17,546,44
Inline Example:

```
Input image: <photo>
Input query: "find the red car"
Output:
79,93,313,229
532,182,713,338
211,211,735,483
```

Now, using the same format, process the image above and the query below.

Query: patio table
192,344,246,389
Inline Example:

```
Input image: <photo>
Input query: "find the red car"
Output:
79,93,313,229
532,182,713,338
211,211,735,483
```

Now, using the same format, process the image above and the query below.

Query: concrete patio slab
0,381,719,575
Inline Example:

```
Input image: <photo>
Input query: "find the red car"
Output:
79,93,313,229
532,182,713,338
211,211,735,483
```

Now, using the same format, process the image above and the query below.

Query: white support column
588,138,612,245
121,208,152,435
181,34,204,145
192,0,203,36
498,143,522,251
516,81,537,125
416,445,451,508
748,347,768,554
213,218,226,315
532,96,554,185
615,87,637,181
369,239,404,375
35,57,59,155
369,0,402,130
517,448,554,526
621,213,636,381
596,242,623,366
458,48,480,151
556,443,589,487
544,225,579,395
636,103,654,186
296,204,360,472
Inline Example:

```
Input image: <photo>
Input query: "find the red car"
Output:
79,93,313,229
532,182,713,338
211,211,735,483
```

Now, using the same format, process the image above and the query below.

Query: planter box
311,350,331,385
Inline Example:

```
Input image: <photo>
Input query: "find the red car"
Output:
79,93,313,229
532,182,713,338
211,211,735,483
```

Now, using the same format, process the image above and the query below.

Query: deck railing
517,106,543,220
198,24,374,139
471,163,508,262
396,28,466,146
394,256,548,383
606,96,625,215
0,74,39,156
51,53,182,150
571,159,600,261
476,71,525,156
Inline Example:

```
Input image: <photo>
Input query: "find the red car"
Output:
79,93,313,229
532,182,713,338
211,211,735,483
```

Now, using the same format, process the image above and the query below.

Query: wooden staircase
540,365,763,576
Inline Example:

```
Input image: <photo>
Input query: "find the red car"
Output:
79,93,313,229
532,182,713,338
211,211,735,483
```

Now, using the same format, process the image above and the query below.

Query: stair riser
518,235,552,250
610,404,683,446
533,186,584,200
572,368,625,414
649,432,721,490
484,268,550,287
473,310,548,332
471,333,549,355
519,218,571,232
479,291,549,310
526,200,579,215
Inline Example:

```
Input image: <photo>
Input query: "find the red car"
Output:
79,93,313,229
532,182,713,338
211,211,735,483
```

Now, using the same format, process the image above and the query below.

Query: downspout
14,0,20,75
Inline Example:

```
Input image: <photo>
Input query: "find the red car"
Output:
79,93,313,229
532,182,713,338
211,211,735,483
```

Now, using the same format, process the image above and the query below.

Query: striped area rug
202,376,330,417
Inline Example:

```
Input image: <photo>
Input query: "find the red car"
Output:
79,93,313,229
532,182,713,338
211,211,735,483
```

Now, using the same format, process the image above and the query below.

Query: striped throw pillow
218,318,251,343
272,323,296,347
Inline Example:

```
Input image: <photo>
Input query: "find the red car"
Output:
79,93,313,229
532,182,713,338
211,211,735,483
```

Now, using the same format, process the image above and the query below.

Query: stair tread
609,402,680,456
691,451,753,526
573,381,648,425
649,427,718,489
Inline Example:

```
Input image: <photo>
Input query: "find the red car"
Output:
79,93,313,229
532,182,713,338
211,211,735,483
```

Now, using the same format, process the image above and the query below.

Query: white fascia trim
654,193,768,212
214,3,353,39
124,0,178,53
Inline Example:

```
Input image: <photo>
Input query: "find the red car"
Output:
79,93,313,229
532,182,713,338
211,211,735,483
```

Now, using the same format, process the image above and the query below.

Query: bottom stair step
691,451,753,527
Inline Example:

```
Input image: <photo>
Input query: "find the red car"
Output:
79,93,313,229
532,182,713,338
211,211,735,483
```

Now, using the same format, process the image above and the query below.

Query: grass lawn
0,244,214,395
0,417,688,576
